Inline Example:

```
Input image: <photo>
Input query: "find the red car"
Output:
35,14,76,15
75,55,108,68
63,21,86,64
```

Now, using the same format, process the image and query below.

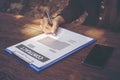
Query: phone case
82,44,114,69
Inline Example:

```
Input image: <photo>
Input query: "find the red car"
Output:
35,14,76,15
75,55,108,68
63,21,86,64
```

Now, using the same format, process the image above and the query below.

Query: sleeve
59,0,85,23
117,0,120,15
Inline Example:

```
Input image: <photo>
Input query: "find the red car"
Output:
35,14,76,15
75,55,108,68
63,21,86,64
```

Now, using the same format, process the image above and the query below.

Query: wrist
54,15,65,25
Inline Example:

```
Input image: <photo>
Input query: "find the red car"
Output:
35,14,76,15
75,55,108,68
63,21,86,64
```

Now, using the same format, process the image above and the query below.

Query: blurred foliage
0,0,86,24
0,0,69,19
0,0,86,25
25,0,69,18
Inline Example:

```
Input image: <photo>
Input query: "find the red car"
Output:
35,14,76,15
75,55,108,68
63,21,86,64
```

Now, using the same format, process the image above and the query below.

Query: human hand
41,16,65,34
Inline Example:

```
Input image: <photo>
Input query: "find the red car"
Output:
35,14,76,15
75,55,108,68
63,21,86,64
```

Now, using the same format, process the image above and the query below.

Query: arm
59,0,84,23
41,0,84,34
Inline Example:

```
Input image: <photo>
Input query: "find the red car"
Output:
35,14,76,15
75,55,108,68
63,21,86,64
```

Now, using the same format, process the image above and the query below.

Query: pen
45,10,56,36
45,10,53,25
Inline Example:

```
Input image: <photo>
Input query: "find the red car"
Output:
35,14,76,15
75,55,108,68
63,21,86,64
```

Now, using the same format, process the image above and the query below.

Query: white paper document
5,27,96,71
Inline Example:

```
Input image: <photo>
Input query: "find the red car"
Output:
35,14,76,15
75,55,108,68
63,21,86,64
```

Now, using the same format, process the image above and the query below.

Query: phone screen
82,44,114,69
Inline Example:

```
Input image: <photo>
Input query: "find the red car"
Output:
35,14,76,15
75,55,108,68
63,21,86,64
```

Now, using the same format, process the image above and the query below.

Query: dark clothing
117,0,120,15
0,0,11,12
60,0,102,26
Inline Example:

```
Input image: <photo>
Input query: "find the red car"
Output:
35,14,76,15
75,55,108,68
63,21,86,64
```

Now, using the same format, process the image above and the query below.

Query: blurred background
0,0,69,19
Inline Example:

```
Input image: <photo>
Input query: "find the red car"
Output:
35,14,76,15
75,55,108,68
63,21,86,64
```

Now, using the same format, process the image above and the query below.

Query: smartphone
82,44,114,69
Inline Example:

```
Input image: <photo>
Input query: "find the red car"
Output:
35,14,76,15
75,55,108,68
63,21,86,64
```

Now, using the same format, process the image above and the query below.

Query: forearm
59,0,84,23
54,15,65,26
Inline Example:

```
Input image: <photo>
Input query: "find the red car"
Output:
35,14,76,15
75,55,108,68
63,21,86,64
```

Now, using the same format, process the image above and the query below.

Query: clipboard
4,27,96,72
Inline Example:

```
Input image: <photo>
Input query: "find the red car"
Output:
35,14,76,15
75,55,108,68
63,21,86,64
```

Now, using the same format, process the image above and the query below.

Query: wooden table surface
0,13,120,80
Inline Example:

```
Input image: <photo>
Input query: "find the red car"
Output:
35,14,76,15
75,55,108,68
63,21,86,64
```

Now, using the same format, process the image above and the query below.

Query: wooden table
0,13,120,80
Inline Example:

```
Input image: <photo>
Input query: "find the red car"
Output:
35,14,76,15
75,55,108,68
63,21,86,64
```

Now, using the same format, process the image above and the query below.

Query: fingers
41,17,59,34
51,20,59,33
41,17,51,33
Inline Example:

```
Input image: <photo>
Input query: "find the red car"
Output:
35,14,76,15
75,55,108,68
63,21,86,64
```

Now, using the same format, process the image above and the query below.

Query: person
41,0,120,34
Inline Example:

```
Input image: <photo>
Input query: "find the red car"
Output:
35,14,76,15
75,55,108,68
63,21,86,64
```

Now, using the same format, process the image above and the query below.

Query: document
4,27,96,72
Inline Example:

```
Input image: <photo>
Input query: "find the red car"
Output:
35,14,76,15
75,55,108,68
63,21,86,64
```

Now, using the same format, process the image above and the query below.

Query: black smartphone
82,44,114,69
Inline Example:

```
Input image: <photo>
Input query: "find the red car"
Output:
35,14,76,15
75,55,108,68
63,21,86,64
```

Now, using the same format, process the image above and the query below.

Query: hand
41,16,65,34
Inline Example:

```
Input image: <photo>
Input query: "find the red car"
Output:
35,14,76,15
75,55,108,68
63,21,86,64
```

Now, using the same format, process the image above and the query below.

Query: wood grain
0,13,120,80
